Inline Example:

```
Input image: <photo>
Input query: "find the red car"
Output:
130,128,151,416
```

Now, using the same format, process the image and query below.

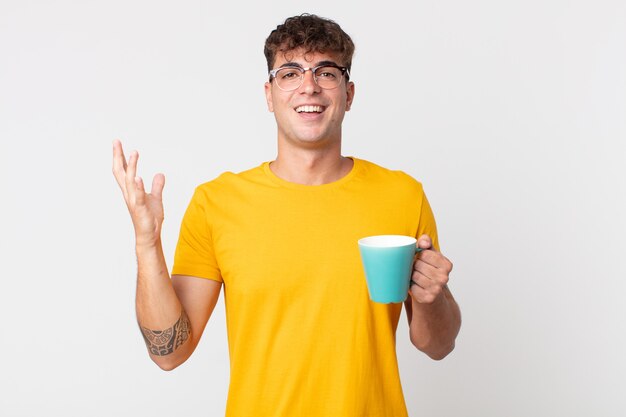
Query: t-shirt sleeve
171,186,223,282
416,189,441,252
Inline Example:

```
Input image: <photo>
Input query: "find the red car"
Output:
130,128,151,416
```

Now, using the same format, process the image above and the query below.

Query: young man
112,14,460,417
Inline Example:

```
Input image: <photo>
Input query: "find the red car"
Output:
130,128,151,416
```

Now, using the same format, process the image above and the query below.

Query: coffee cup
358,235,421,304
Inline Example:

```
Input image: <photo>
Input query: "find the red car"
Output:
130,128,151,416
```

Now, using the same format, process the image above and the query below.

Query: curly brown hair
264,14,355,77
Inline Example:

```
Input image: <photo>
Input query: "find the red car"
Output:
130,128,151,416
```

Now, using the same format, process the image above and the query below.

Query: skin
112,48,460,370
112,142,221,370
264,49,355,185
405,236,461,359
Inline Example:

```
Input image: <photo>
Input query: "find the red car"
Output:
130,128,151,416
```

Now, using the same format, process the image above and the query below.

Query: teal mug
358,235,421,303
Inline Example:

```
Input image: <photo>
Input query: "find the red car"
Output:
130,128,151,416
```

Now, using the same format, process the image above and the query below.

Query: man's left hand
409,234,453,304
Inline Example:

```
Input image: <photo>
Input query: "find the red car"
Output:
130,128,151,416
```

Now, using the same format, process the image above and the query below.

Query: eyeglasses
269,64,350,91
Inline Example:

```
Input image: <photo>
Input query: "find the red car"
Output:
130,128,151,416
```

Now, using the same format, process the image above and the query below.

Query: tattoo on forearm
140,310,191,356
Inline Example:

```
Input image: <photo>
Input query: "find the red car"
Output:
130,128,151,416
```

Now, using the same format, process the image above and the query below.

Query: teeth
296,105,323,113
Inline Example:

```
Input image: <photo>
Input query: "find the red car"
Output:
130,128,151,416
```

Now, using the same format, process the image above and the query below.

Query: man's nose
299,69,320,94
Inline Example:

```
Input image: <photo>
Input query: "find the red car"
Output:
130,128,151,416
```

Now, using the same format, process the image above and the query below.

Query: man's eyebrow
315,60,341,67
278,60,341,69
279,62,304,68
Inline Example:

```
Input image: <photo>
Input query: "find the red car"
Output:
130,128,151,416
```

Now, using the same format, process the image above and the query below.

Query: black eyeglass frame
268,64,350,91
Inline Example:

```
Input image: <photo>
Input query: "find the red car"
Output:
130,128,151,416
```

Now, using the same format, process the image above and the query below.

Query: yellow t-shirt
172,158,439,417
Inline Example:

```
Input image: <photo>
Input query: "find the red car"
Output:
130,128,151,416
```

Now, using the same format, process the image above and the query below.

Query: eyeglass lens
274,67,344,91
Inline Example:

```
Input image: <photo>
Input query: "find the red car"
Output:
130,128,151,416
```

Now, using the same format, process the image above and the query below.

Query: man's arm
135,241,221,370
404,234,461,360
112,140,220,370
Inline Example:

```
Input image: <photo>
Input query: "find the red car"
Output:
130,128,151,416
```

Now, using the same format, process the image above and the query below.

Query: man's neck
269,147,354,186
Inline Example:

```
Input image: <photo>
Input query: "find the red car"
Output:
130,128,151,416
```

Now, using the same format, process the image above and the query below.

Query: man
112,14,460,417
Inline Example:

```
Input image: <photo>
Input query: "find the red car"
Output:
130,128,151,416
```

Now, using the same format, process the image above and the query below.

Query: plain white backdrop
1,0,625,416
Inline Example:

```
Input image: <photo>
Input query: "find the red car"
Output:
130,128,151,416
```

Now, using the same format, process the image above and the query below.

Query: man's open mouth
295,105,325,113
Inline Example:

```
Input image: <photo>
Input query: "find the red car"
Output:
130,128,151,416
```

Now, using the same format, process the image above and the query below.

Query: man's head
264,14,355,75
264,15,356,149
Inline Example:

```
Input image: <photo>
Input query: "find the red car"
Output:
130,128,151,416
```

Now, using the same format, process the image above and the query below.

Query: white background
1,0,625,416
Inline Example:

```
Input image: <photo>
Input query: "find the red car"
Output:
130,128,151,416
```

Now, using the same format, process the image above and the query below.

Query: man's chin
278,126,340,148
290,135,335,148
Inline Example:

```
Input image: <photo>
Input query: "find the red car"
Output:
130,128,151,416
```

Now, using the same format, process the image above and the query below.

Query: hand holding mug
409,234,453,304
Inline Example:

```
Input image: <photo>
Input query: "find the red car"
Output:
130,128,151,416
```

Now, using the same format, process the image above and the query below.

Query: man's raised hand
112,139,166,247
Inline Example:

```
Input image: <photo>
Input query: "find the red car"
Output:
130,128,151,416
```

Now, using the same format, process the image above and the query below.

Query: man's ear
264,82,274,112
345,81,355,111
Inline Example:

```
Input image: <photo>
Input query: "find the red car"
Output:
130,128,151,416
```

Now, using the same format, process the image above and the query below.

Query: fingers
111,140,141,206
410,275,444,304
410,247,452,304
413,258,438,281
410,263,448,304
112,141,165,210
412,262,448,289
417,234,432,250
112,139,129,193
112,139,128,170
125,150,139,202
151,173,166,200
134,173,166,207
415,250,453,273
415,234,453,273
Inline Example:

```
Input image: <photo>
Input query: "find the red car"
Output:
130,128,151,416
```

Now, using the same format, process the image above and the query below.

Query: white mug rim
358,235,417,248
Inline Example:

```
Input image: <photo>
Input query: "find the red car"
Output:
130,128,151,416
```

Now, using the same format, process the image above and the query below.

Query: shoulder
354,158,424,194
193,164,267,196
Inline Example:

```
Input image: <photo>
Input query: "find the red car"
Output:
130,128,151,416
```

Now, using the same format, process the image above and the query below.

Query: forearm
408,287,461,360
135,239,192,370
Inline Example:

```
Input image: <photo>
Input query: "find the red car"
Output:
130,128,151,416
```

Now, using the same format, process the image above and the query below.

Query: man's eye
317,68,338,79
280,70,300,79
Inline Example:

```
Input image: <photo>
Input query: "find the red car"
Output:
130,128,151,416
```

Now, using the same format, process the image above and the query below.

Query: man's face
264,48,355,148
